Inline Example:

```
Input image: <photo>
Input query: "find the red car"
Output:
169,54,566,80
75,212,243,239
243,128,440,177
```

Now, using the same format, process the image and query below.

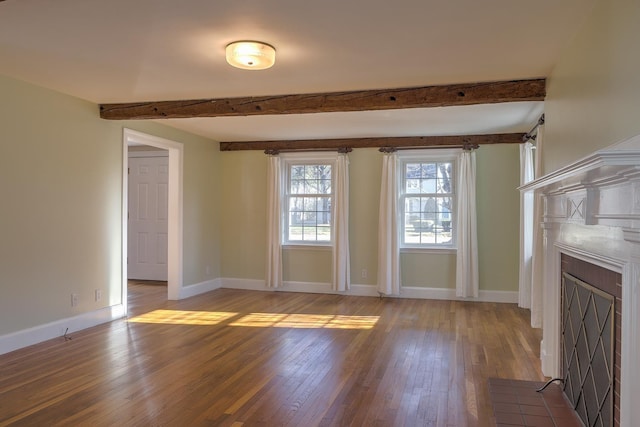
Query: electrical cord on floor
536,377,564,392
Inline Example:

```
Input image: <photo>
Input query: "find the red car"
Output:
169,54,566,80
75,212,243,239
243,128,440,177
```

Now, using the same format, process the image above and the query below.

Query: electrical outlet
71,293,79,307
95,289,102,302
361,268,368,279
206,265,211,276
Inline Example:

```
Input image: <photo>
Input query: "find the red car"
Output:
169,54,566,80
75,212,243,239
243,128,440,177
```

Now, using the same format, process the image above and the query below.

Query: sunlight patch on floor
128,310,238,325
230,313,379,329
127,309,379,329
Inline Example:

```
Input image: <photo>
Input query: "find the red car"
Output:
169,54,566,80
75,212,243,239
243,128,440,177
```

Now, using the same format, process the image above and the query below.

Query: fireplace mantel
521,133,640,427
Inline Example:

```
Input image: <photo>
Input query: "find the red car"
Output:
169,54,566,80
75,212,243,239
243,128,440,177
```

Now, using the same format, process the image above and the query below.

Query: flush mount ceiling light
225,41,276,70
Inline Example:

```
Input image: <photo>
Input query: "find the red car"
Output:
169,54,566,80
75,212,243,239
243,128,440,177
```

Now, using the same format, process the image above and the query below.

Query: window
400,155,455,247
283,156,334,244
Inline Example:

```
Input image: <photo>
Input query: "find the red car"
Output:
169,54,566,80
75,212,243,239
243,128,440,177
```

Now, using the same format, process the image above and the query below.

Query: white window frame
281,152,337,247
398,149,459,251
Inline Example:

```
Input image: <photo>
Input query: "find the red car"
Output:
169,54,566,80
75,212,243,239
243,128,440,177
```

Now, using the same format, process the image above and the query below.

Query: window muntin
285,163,333,244
401,160,454,247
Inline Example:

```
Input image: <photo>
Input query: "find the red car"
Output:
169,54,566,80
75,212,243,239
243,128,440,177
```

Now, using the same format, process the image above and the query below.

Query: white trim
178,278,222,299
219,278,517,302
621,262,640,427
541,234,562,376
555,242,625,273
476,290,519,303
400,287,518,303
281,153,337,247
222,278,268,291
127,150,169,158
539,340,554,381
123,129,184,302
280,152,339,162
276,281,333,294
122,135,129,314
520,132,640,192
397,148,461,159
400,247,457,254
398,154,457,250
282,244,332,252
0,305,125,356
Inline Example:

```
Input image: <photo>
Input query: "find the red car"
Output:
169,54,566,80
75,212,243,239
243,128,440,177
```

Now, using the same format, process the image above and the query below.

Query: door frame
122,128,183,312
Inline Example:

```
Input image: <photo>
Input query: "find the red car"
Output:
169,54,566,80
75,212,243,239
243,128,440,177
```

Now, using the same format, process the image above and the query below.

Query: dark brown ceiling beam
219,133,526,151
100,79,545,120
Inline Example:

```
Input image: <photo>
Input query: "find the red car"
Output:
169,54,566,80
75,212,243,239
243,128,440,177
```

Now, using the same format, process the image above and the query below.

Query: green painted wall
476,144,520,291
0,74,221,336
348,149,383,286
219,151,268,280
544,0,640,173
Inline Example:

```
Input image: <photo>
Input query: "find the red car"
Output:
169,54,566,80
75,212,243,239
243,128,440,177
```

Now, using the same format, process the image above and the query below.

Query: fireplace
561,255,621,427
520,133,640,427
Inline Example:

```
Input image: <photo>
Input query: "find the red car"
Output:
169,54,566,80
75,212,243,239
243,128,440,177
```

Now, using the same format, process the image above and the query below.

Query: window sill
283,244,332,252
400,247,457,254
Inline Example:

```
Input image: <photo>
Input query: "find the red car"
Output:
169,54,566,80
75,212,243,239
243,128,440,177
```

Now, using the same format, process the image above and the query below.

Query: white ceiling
0,0,596,142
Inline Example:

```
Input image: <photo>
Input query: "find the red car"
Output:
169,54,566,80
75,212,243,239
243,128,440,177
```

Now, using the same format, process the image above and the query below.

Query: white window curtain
518,142,535,309
332,153,350,291
455,150,479,298
265,155,282,288
530,123,545,328
377,152,400,295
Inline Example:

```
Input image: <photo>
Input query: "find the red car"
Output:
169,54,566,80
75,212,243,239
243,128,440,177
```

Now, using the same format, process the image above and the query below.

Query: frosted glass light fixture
225,41,276,70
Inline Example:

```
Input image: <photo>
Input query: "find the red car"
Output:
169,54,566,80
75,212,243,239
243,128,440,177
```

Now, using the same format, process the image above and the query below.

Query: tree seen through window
403,161,453,245
287,164,332,242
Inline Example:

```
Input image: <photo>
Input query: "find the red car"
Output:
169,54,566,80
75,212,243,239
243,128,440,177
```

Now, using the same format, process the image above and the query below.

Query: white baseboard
178,278,222,299
220,278,380,296
0,279,517,356
219,278,518,303
221,277,269,291
0,304,125,356
395,287,517,302
1,278,221,355
478,290,519,303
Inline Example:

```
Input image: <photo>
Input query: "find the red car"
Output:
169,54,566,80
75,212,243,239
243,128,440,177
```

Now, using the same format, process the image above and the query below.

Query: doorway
122,129,183,314
128,151,169,281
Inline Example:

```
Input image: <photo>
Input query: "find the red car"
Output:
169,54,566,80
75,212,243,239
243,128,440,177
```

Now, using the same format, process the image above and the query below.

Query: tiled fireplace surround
522,134,640,427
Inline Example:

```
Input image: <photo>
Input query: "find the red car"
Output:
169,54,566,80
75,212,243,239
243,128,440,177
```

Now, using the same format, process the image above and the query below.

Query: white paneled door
128,154,169,281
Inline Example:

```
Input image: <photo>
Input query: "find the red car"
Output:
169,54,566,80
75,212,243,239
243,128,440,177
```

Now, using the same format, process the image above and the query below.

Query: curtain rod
379,143,479,153
264,147,352,155
264,144,479,155
522,113,545,143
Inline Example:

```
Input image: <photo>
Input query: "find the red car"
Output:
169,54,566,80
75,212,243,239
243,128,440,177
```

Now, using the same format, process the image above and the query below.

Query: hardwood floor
0,284,544,426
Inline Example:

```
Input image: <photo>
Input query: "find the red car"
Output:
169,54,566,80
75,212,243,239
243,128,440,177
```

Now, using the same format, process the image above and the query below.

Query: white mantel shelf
521,135,640,193
521,133,640,427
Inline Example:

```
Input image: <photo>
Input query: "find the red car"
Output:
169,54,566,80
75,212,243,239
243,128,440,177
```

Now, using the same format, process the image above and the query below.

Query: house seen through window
401,159,454,247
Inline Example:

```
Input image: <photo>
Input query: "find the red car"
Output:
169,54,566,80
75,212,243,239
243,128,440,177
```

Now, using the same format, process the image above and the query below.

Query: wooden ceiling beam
219,133,526,151
99,79,545,120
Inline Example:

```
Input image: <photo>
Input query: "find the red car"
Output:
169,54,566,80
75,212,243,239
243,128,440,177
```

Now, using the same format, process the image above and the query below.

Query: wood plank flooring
0,284,544,426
